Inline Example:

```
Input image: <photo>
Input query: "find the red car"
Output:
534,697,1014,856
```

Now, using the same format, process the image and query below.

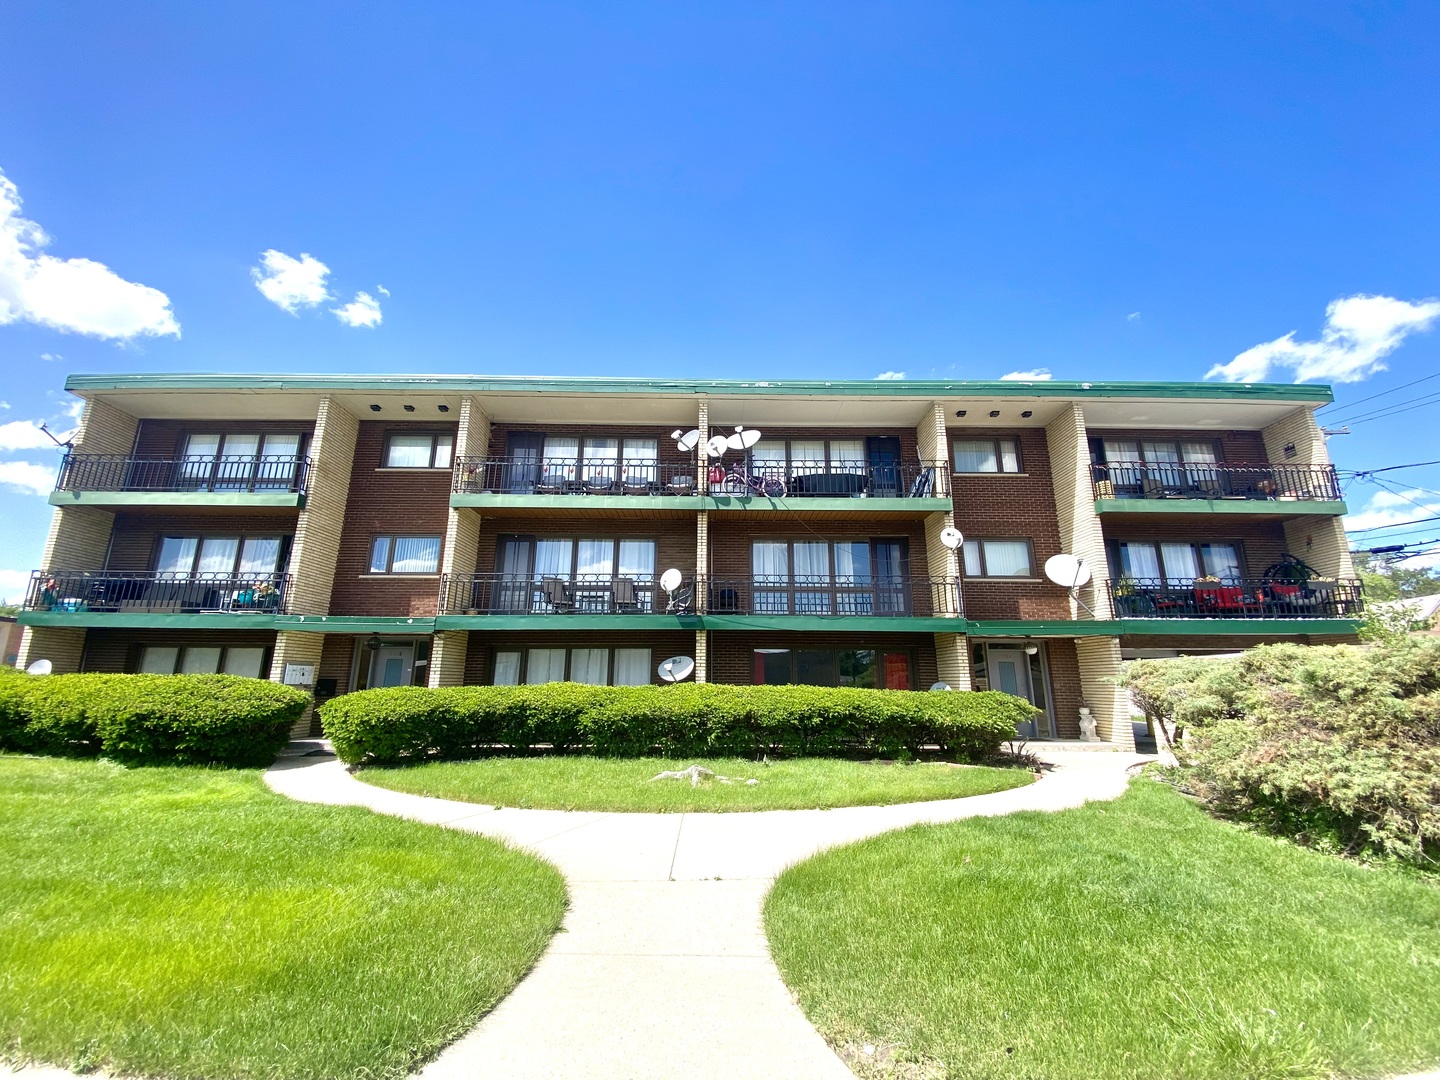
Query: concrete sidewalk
262,749,1150,1079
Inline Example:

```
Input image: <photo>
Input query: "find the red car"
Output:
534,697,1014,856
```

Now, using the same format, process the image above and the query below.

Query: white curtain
576,539,614,580
570,648,610,685
962,540,983,577
525,648,567,683
829,440,865,475
157,537,198,578
751,441,787,480
542,437,578,484
196,537,239,577
1160,543,1200,583
255,434,301,488
623,439,658,485
139,646,179,674
790,439,824,477
952,440,998,473
613,648,651,686
981,541,1031,577
392,536,440,573
998,439,1020,473
386,434,432,468
1201,543,1242,582
238,537,282,577
221,647,266,678
793,541,830,613
493,651,522,685
1118,542,1162,581
432,434,454,469
215,434,258,489
752,541,789,613
583,438,618,483
180,647,222,674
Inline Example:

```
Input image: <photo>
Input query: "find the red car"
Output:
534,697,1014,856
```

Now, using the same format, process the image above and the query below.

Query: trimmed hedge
0,670,310,767
320,682,1035,766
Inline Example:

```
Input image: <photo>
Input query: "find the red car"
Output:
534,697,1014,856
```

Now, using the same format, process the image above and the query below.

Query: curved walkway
263,748,1151,1080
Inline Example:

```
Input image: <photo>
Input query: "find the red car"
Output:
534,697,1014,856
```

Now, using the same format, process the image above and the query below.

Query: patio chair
666,474,695,496
612,576,639,612
541,577,576,613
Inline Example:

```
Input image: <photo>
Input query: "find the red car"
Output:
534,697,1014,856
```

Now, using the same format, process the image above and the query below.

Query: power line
1321,370,1440,420
1340,392,1440,427
1341,459,1440,478
1344,514,1440,533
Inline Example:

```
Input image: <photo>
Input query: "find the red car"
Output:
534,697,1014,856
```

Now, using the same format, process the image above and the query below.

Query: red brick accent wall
1100,519,1290,578
1043,638,1082,738
708,631,938,688
132,418,315,458
103,513,300,571
80,628,277,672
328,421,457,617
1088,428,1269,464
461,630,696,685
948,427,1071,620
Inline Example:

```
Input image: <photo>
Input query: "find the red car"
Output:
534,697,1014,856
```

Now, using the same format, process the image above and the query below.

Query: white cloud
1347,489,1440,570
1127,312,1141,322
0,567,32,603
332,291,382,328
999,368,1053,381
376,284,390,297
40,352,60,362
0,419,61,451
1208,294,1440,383
0,169,179,340
874,370,906,380
0,460,56,496
252,250,331,313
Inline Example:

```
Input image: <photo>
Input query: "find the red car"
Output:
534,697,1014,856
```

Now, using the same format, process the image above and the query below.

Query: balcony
701,576,961,619
51,454,311,509
1108,577,1362,620
1091,461,1343,516
23,570,293,620
441,573,670,615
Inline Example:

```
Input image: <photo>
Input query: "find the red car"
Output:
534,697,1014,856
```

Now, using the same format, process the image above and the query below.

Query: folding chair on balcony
612,576,640,612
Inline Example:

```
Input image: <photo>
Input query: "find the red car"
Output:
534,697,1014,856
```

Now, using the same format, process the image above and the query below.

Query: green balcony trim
18,611,280,630
966,620,1123,637
435,614,700,631
65,372,1334,405
274,615,437,634
48,491,306,509
450,493,707,512
700,614,964,633
1118,618,1362,636
701,495,953,513
1094,498,1346,516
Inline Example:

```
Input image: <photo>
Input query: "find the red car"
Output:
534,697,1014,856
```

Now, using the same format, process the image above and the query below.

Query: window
494,536,659,612
180,432,305,491
138,644,269,678
750,538,907,615
155,534,286,579
962,539,1034,577
369,535,442,574
384,432,454,469
1110,541,1242,585
1090,438,1222,497
492,646,653,686
750,438,868,477
752,648,911,689
952,437,1021,474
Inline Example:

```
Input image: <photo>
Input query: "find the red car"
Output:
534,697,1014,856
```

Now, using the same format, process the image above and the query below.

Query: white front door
369,646,413,688
987,648,1052,738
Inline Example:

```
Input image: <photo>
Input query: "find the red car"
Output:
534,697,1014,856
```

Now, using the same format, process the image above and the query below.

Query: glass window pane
998,439,1020,473
533,539,574,579
792,542,830,583
1160,543,1200,583
369,537,391,573
582,438,618,484
238,537,282,577
982,541,1032,576
833,542,871,584
433,434,454,469
1141,441,1181,463
753,649,791,685
752,541,789,581
386,434,433,468
570,648,610,685
211,434,259,489
1103,439,1138,461
157,537,198,577
181,435,220,484
1180,441,1217,464
196,537,240,576
962,540,982,577
179,647,222,674
493,651,522,686
618,540,656,579
254,435,301,488
139,646,178,674
220,434,260,458
829,440,865,472
751,442,786,473
1201,543,1242,582
613,648,651,686
838,649,876,688
790,439,824,476
542,437,579,486
953,440,998,473
796,649,838,686
623,440,658,486
391,536,440,573
1118,542,1161,581
576,539,614,580
525,648,566,684
222,647,266,678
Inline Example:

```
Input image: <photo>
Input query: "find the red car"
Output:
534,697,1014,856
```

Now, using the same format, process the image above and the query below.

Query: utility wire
1344,514,1440,533
1341,459,1440,477
1321,371,1440,420
1338,393,1440,427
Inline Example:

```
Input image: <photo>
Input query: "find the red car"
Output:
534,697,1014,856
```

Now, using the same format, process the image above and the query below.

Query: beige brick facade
1046,403,1112,618
286,398,360,615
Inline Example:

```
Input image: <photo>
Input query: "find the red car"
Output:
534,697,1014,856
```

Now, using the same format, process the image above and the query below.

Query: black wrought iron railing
699,576,961,617
1107,577,1363,619
55,454,311,495
1091,461,1341,502
440,574,671,615
25,570,293,614
454,457,948,499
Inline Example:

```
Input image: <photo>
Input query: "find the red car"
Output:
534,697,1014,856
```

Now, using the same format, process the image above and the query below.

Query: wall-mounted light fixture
1024,643,1039,656
437,404,450,413
1020,410,1033,418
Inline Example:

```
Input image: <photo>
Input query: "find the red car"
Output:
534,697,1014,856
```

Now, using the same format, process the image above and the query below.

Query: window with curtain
493,647,653,686
369,535,441,573
961,539,1034,577
1112,541,1242,584
749,538,906,614
752,540,792,614
622,439,658,486
829,440,866,475
496,537,660,613
493,650,522,685
541,437,579,485
385,432,453,469
569,648,610,685
952,438,1021,474
752,648,912,688
613,648,652,686
583,438,619,483
155,534,285,579
140,644,268,678
525,648,567,683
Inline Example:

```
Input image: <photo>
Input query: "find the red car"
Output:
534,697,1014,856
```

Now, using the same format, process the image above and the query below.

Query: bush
0,672,309,767
1119,640,1440,865
320,682,1033,767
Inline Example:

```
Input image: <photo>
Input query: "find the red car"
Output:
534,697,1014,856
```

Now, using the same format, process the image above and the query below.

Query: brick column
15,626,87,675
1076,636,1135,749
268,630,325,737
696,396,710,493
1263,407,1354,579
285,397,359,615
1045,403,1113,619
933,632,972,690
915,400,951,497
440,397,484,618
429,630,469,688
694,629,708,683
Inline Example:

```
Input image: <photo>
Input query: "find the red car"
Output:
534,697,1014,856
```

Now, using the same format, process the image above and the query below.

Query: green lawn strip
765,777,1440,1080
358,756,1033,812
0,754,567,1080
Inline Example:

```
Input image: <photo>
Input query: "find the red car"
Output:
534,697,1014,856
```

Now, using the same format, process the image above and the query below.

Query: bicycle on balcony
710,460,786,498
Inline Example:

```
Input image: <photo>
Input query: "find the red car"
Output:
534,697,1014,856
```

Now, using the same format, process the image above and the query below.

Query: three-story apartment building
17,374,1361,749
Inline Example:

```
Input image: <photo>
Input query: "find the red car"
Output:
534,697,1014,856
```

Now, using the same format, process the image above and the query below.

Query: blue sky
1,2,1438,597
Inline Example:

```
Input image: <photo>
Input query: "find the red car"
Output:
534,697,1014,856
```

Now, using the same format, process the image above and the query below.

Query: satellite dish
673,429,700,451
724,431,747,450
659,568,683,593
26,659,52,676
939,526,964,550
658,656,696,683
929,681,951,692
704,435,729,459
1044,553,1092,589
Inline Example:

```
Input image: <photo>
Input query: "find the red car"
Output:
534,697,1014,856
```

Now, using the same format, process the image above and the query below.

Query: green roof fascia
1118,618,1362,636
64,372,1335,405
273,615,436,634
436,614,701,631
1094,499,1346,516
700,614,965,633
49,491,306,509
18,611,279,630
702,495,953,513
450,493,706,512
967,619,1123,637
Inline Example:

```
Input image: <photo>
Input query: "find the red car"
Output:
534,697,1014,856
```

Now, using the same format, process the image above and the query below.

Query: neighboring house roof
1370,594,1440,625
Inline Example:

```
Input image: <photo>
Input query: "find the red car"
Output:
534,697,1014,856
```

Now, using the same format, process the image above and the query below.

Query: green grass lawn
765,777,1440,1080
0,754,567,1080
358,755,1033,812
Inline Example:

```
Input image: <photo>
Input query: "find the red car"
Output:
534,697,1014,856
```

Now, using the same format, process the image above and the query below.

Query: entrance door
987,647,1053,738
504,433,543,494
369,646,414,688
866,436,902,498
